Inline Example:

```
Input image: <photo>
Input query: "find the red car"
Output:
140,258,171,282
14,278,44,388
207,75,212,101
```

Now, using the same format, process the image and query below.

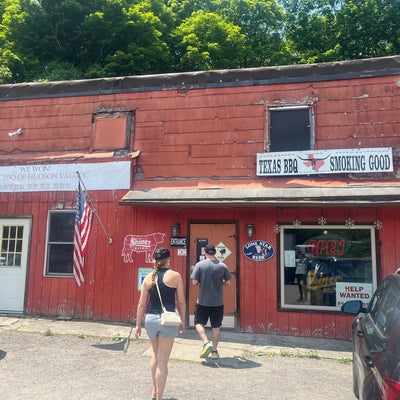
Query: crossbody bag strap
154,274,167,311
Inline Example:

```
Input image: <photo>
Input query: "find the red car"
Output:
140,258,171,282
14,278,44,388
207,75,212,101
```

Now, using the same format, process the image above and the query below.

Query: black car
341,273,400,400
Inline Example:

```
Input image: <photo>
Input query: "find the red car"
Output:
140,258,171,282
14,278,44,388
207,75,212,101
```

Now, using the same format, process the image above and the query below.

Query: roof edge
1,56,399,101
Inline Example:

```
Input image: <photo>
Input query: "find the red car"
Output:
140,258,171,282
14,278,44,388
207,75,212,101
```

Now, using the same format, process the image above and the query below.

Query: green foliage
336,0,400,59
0,0,399,82
173,10,245,70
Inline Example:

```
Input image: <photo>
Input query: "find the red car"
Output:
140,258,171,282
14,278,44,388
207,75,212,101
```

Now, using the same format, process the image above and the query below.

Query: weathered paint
0,56,399,339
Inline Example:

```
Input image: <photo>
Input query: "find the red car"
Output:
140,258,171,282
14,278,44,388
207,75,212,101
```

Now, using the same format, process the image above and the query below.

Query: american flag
73,182,93,286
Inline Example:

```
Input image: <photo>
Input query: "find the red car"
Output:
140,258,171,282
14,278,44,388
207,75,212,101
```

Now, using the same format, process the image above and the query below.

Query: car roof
384,273,400,283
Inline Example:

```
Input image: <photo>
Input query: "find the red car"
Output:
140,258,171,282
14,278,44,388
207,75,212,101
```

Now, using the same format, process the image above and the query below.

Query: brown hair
151,258,169,287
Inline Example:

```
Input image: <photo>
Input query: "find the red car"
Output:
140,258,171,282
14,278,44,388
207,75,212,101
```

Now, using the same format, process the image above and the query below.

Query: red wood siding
0,58,399,339
1,192,398,338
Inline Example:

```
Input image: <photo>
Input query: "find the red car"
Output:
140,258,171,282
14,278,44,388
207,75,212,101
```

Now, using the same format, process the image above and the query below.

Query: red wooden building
1,55,400,340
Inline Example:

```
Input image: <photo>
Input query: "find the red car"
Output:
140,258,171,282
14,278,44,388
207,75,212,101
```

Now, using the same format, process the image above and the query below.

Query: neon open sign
304,235,350,256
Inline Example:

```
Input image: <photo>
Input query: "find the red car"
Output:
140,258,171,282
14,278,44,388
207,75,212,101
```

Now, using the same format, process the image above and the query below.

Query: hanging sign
243,240,275,262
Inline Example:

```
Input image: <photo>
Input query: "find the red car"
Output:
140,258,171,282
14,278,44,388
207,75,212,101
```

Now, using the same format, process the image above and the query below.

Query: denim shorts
144,313,180,340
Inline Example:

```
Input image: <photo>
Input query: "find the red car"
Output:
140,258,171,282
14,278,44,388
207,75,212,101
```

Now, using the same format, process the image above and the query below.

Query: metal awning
120,186,400,207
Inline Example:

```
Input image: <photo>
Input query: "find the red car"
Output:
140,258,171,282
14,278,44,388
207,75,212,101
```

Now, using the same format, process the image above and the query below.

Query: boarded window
269,107,312,152
92,111,132,151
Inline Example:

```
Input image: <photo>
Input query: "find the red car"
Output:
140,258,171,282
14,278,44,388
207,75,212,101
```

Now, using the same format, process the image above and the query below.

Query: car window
369,283,400,335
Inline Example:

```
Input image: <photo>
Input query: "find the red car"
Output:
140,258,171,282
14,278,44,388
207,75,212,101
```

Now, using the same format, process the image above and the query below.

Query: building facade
1,56,400,340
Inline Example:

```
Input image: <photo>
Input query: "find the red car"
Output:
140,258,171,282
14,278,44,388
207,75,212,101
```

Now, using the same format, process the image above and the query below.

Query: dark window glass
269,108,311,152
370,285,399,335
49,212,74,242
46,211,75,276
281,226,376,310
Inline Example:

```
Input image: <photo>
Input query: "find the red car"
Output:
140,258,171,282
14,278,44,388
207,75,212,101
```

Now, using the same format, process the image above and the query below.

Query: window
280,225,377,311
45,211,75,276
269,106,312,152
1,225,24,267
369,284,400,336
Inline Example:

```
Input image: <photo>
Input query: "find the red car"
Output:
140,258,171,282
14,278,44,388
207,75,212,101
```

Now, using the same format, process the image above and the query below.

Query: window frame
268,105,314,152
44,210,75,277
279,224,378,312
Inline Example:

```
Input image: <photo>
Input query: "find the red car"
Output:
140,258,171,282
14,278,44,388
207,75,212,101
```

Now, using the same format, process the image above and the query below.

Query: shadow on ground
91,339,128,352
201,356,262,369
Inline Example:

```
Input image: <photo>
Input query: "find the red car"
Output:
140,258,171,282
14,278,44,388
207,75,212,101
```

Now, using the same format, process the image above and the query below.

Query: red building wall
0,56,399,339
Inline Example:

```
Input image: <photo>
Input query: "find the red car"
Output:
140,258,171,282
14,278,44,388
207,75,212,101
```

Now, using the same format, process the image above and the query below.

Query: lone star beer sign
243,240,275,262
257,147,392,176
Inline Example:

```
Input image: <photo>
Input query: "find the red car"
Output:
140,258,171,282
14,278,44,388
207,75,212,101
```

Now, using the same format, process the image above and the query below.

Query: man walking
191,244,231,359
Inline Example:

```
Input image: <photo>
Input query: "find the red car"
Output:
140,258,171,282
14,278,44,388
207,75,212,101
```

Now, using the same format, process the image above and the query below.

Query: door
188,223,237,328
0,218,31,313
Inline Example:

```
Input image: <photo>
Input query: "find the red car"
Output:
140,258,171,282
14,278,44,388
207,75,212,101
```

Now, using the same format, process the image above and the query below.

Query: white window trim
279,224,378,311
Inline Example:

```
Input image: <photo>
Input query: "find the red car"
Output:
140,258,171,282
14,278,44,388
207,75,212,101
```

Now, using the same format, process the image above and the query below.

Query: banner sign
0,161,131,192
257,147,392,176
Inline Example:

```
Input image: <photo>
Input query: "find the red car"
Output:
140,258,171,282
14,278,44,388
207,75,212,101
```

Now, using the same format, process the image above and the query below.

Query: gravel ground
0,330,354,400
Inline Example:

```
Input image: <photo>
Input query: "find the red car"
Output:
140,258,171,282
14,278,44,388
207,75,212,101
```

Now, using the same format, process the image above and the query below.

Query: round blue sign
243,240,275,262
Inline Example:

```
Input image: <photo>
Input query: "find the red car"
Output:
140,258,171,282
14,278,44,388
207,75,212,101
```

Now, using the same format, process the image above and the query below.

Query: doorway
188,222,237,329
0,218,31,313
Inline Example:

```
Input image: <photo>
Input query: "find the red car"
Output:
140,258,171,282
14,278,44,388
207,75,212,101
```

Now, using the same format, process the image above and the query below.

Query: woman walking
134,248,186,400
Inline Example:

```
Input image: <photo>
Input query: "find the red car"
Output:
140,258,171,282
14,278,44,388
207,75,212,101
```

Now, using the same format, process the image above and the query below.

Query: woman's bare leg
149,339,159,398
150,337,175,400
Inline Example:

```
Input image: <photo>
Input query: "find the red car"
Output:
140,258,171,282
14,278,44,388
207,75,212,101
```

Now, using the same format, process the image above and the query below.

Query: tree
173,10,246,71
220,0,290,67
1,0,400,83
279,0,342,63
336,0,400,59
80,1,173,77
0,0,31,82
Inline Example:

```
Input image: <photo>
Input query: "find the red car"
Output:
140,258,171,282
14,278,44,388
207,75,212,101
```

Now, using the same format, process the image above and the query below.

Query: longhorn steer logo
121,232,165,263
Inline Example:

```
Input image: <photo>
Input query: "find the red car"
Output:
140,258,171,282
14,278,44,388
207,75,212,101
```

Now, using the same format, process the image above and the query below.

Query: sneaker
210,350,219,359
200,342,213,358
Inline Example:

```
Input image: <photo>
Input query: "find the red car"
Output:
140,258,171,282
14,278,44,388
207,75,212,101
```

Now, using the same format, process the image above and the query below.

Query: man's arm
191,264,200,286
224,266,232,285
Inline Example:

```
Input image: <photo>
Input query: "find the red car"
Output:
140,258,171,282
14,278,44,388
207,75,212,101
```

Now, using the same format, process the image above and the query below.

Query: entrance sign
257,147,392,176
170,236,187,247
243,240,275,261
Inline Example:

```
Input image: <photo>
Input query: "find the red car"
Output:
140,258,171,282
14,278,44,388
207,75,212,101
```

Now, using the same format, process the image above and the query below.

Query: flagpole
76,171,113,244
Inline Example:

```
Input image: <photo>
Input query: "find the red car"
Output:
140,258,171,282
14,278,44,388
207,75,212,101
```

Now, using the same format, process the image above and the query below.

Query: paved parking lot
0,317,355,399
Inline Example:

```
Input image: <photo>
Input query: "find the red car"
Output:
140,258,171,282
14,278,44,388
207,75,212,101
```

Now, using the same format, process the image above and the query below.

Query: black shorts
194,303,224,328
